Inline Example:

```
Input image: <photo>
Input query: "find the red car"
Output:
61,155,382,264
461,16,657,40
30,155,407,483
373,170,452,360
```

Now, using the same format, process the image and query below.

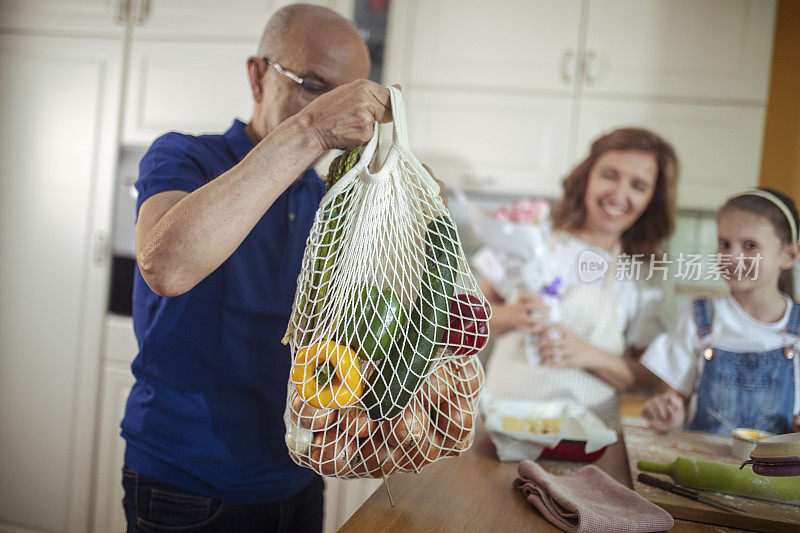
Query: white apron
485,248,626,429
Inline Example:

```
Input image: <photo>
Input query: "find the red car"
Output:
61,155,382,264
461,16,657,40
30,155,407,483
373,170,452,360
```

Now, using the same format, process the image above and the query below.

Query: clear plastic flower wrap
458,191,559,365
282,87,491,479
457,190,554,301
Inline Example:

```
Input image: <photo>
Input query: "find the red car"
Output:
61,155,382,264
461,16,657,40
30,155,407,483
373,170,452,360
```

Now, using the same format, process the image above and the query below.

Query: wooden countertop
624,420,800,532
340,418,748,532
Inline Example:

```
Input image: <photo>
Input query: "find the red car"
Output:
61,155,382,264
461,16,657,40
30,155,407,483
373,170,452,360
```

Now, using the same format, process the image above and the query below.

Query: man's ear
246,57,265,103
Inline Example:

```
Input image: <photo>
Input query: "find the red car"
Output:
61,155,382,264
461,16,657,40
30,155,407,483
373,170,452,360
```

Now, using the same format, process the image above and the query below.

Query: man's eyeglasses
263,57,328,105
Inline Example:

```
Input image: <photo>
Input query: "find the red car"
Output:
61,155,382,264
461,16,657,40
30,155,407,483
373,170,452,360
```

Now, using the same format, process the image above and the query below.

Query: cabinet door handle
132,0,150,26
583,49,599,85
93,231,109,266
560,49,575,85
112,0,130,25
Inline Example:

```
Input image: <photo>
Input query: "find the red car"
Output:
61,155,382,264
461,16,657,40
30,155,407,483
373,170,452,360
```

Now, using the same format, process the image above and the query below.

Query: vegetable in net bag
282,87,491,479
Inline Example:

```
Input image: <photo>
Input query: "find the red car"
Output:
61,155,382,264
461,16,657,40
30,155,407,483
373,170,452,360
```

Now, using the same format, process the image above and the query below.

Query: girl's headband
730,189,798,243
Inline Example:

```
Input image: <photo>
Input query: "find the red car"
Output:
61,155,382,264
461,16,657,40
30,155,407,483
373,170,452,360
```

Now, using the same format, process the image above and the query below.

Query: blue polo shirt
121,119,324,503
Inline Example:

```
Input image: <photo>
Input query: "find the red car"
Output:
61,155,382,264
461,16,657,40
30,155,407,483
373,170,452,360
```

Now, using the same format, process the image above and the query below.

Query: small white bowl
731,428,773,461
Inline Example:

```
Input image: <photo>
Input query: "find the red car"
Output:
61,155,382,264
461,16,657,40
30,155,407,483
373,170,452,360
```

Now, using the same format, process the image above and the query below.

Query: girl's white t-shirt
551,235,664,350
641,294,800,413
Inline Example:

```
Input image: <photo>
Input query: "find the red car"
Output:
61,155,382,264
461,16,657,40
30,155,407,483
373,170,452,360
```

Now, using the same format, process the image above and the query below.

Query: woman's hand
641,389,686,433
539,324,595,368
489,291,550,336
539,324,645,391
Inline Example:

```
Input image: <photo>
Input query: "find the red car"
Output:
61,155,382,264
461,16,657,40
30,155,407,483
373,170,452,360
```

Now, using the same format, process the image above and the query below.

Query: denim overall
686,299,799,435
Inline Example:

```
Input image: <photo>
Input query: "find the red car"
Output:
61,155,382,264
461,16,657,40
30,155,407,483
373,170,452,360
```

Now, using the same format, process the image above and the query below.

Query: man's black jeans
122,466,324,532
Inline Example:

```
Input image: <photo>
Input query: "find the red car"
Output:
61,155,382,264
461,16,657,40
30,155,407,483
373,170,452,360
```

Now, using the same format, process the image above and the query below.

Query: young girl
641,188,800,435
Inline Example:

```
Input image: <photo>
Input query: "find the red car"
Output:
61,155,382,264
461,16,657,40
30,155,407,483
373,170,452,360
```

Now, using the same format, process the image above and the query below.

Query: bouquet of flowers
458,192,554,299
457,192,561,365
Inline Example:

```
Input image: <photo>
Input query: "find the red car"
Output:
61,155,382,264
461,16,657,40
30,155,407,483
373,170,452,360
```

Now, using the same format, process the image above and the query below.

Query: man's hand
641,389,686,433
301,79,393,151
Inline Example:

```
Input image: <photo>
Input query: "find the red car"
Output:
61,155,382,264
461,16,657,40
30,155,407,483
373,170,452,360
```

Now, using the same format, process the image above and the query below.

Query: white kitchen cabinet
0,34,122,533
323,477,382,533
121,0,267,145
391,0,775,100
127,0,273,40
575,98,765,209
0,0,352,42
0,0,350,41
121,0,356,145
91,362,135,533
399,0,582,93
128,0,352,40
583,0,775,101
89,316,135,533
406,90,573,197
0,0,126,37
122,40,256,144
384,0,776,207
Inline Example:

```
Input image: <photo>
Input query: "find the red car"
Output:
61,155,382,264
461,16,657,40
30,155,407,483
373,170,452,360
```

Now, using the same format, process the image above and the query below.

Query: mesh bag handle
325,86,438,200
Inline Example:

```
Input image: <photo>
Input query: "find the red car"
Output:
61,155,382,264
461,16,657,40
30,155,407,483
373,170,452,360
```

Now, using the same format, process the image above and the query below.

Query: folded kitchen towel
513,460,673,533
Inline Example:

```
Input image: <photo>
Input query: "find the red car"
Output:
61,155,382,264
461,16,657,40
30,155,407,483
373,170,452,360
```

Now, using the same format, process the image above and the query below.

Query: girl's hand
641,390,686,433
539,324,594,368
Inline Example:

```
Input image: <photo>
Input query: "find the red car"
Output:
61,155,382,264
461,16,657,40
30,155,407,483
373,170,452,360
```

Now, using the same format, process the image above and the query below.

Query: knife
637,473,744,513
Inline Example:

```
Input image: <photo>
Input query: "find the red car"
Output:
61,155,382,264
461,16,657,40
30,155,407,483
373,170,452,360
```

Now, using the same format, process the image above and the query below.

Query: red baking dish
540,440,608,462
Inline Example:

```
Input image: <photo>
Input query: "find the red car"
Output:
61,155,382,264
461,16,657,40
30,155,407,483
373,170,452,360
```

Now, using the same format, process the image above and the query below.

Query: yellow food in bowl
501,416,563,434
732,428,771,441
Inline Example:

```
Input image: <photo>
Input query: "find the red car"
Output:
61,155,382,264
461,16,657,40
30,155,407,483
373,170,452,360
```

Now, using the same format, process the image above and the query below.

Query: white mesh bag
283,87,491,479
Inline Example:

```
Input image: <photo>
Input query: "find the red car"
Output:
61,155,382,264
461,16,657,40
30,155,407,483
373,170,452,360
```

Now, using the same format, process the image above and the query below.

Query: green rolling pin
638,458,800,506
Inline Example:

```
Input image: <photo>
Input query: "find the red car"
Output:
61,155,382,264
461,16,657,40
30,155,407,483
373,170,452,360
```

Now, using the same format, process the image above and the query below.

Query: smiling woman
482,128,680,430
552,128,679,258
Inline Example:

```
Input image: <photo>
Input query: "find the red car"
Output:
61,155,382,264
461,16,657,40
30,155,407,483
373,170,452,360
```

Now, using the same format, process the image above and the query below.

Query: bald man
120,5,391,531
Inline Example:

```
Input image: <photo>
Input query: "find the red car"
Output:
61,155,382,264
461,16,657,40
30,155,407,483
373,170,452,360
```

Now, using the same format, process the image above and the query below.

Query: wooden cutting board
623,419,800,532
